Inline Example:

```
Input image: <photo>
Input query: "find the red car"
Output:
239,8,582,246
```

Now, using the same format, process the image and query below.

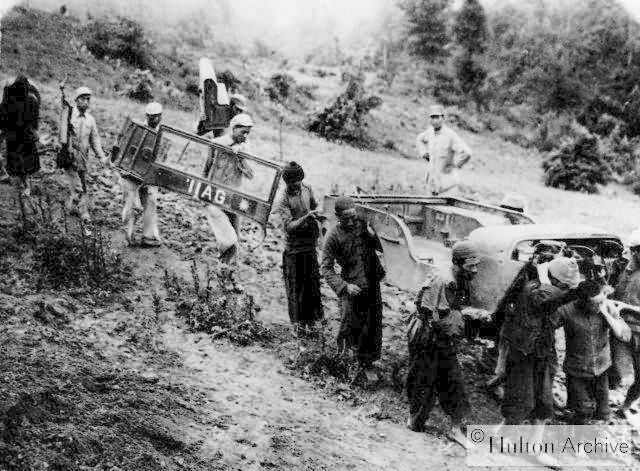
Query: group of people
6,73,640,448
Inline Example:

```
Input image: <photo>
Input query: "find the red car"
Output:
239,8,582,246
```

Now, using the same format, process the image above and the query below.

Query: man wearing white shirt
416,104,472,196
119,102,163,247
66,86,108,234
202,113,255,263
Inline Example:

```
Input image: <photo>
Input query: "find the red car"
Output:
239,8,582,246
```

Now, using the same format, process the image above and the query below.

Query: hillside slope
3,5,640,470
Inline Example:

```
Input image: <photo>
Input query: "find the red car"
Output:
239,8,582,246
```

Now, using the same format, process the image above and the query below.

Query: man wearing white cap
202,113,255,263
66,86,108,233
119,102,163,247
416,104,472,196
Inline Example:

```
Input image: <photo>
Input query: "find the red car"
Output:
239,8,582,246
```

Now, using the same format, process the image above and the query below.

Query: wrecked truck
321,194,625,337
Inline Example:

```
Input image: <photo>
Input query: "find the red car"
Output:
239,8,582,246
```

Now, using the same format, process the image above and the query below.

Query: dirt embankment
0,152,480,470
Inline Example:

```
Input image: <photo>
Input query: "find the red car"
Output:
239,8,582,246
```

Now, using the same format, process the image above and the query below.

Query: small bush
600,125,640,178
264,73,316,107
31,226,130,292
542,130,612,193
307,69,382,149
172,262,271,346
265,73,295,102
126,69,154,102
84,16,153,69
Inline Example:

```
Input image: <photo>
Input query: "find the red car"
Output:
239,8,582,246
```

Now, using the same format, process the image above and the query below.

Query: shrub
265,73,295,102
126,69,154,102
600,125,640,178
307,69,382,148
542,130,612,193
171,262,271,346
22,204,130,292
84,16,153,69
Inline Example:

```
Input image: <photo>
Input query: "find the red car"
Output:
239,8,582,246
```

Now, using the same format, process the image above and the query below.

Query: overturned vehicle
321,194,625,337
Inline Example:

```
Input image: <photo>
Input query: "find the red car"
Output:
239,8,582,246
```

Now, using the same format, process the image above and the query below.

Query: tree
455,53,487,108
400,0,451,60
454,0,487,54
454,0,487,108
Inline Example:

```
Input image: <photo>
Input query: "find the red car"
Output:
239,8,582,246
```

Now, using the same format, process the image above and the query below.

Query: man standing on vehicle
321,196,385,380
416,104,472,196
406,241,490,444
202,113,254,263
65,86,109,235
117,102,163,247
501,256,580,425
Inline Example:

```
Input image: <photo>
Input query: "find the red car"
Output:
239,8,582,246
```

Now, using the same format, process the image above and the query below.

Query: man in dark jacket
406,241,490,443
0,75,41,215
277,161,324,336
501,256,580,425
552,279,630,423
321,196,385,375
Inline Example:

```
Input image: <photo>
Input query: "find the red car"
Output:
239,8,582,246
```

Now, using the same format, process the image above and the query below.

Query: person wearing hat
65,85,108,233
321,196,385,378
118,102,164,247
499,193,528,225
276,161,324,336
416,104,472,196
406,241,491,443
614,228,640,416
550,279,630,424
0,75,41,216
500,256,580,425
202,112,255,263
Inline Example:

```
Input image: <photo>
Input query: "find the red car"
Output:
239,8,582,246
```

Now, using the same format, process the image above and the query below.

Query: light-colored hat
629,228,640,248
230,93,247,110
548,257,580,289
75,86,92,99
428,104,445,117
145,102,163,115
500,193,527,212
230,113,253,128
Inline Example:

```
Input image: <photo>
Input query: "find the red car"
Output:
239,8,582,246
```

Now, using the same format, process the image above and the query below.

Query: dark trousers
337,287,382,366
566,373,610,423
282,249,323,326
406,325,468,429
502,350,553,424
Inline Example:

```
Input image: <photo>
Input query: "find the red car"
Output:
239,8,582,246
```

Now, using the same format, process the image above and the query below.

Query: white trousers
121,177,160,241
204,205,240,262
426,169,461,197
